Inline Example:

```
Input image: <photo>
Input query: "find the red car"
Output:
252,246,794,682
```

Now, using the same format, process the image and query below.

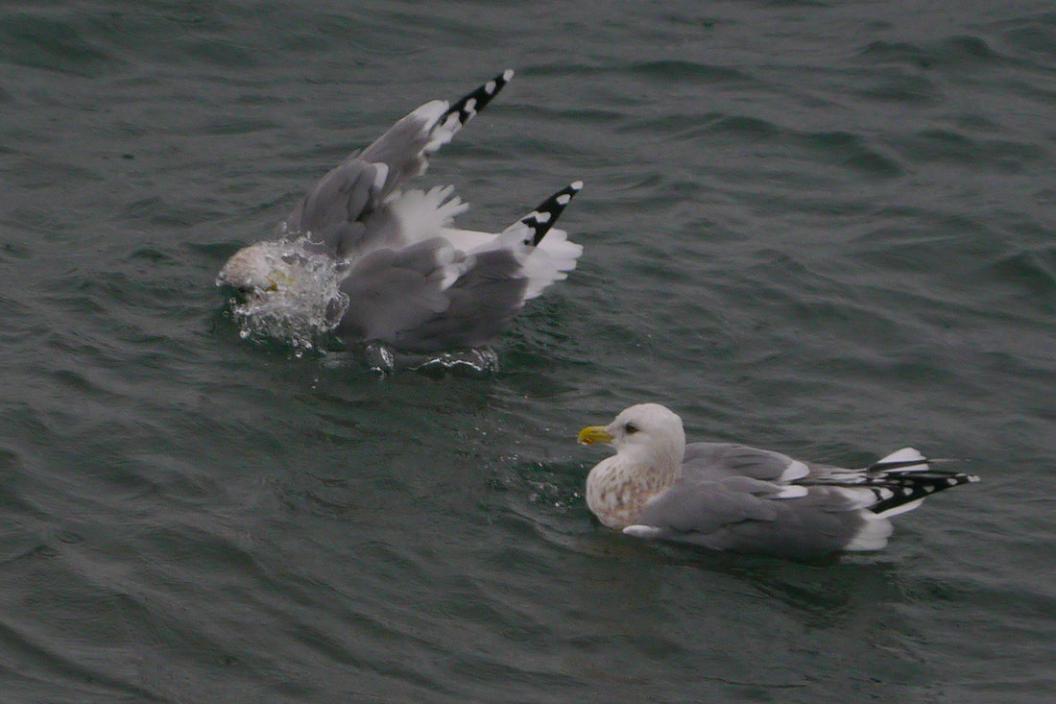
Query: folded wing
626,444,977,558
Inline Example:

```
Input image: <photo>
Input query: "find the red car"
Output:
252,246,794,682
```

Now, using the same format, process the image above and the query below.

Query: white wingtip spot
623,525,663,539
571,180,584,191
484,80,496,95
779,460,810,482
534,211,551,224
775,486,809,499
371,163,389,193
556,194,571,205
845,513,893,551
502,69,514,82
465,98,476,113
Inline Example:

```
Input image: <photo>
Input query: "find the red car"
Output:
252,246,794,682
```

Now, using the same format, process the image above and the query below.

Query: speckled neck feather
586,437,685,530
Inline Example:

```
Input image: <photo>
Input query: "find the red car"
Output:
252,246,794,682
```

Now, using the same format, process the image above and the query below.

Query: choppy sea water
1,1,1054,702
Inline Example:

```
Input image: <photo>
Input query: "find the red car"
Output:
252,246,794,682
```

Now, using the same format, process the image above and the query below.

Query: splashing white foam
363,343,500,374
218,236,349,356
411,347,500,374
219,237,501,371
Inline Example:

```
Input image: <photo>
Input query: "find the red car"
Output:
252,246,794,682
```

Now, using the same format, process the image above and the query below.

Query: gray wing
378,181,584,351
390,248,529,352
360,68,513,195
685,444,979,520
336,242,528,353
632,444,979,557
335,238,466,343
285,159,387,256
635,478,782,534
334,181,582,353
682,442,810,483
285,71,513,256
630,479,874,559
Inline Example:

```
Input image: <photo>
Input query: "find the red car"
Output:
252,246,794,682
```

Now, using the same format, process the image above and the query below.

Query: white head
578,403,687,472
216,240,350,350
217,243,295,298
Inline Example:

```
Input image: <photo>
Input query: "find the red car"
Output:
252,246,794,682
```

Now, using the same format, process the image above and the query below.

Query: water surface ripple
1,1,1054,702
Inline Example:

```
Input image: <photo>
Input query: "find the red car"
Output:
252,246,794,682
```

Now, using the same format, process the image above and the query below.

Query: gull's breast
586,463,667,530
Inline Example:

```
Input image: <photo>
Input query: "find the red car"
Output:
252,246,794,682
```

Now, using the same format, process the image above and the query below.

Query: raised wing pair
218,70,582,353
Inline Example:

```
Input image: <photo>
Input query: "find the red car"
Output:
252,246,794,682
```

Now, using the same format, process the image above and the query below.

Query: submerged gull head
217,242,291,297
217,238,349,353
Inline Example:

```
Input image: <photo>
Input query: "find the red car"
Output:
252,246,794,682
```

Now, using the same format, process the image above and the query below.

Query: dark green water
2,1,1054,702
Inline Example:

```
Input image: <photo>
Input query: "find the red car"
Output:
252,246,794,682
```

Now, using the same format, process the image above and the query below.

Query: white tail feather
519,230,583,300
624,525,664,539
874,497,925,519
774,485,808,499
460,226,584,302
389,186,469,243
440,227,496,252
832,486,887,510
845,512,893,551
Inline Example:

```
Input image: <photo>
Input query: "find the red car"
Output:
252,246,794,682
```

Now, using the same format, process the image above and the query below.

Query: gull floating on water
218,70,584,353
577,403,979,559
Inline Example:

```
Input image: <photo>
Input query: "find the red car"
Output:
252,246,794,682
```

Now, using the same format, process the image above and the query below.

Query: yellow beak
266,270,293,292
577,425,614,445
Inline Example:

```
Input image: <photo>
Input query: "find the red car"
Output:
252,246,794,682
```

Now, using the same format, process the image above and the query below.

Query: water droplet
228,236,349,353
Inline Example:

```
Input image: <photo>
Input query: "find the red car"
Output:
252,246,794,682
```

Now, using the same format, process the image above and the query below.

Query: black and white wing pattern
335,182,583,352
628,445,979,558
284,70,514,256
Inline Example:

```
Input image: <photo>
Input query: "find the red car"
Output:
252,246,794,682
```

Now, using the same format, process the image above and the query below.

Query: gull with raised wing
218,71,585,354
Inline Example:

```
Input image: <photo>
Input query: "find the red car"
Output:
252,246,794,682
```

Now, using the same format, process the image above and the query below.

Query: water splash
364,343,500,375
218,236,349,356
219,238,500,372
411,347,500,375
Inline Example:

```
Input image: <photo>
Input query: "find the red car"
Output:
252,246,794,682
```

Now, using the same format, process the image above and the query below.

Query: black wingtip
517,181,583,247
443,69,515,129
867,471,979,515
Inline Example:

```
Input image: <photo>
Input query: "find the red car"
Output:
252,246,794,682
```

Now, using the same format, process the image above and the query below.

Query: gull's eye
624,422,639,435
